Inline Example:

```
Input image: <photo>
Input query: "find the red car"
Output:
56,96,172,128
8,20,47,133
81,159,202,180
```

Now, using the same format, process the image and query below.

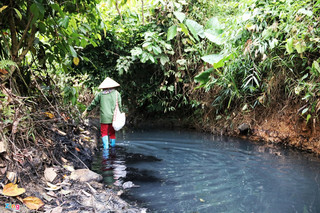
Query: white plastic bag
112,94,125,131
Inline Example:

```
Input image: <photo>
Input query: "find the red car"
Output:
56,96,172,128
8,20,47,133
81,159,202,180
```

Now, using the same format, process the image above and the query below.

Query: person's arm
82,92,101,118
87,92,101,112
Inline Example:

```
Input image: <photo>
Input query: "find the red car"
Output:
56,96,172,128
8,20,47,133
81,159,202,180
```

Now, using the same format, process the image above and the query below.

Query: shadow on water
92,129,320,213
92,145,163,187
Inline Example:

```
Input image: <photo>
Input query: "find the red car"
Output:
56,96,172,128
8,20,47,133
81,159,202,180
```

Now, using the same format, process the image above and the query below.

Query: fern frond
0,60,18,69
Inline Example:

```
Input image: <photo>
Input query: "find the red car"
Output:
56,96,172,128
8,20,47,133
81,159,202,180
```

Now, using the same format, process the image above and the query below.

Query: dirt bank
199,103,320,156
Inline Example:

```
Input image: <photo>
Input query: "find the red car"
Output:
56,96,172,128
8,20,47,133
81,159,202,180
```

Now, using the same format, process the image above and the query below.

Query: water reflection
92,129,320,213
100,148,127,186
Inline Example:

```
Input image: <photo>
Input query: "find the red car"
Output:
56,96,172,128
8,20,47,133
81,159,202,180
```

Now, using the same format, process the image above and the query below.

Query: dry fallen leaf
2,183,25,196
0,68,8,74
44,167,57,182
50,206,63,213
44,112,55,119
45,182,61,191
6,171,18,184
23,196,44,210
63,165,75,172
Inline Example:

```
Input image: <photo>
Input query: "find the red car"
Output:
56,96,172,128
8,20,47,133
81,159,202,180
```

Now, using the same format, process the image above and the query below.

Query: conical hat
98,77,120,89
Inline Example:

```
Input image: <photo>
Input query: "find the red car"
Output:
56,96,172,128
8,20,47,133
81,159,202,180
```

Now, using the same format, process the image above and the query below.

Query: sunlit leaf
2,183,26,197
179,23,189,36
167,25,177,41
286,38,294,54
298,8,313,16
205,17,223,34
312,61,320,75
173,11,185,23
0,5,8,13
69,46,77,57
306,114,312,123
73,57,80,66
295,40,306,54
23,196,44,210
14,8,22,20
204,29,223,45
160,55,169,66
59,16,70,28
201,54,224,66
302,108,308,115
185,19,204,40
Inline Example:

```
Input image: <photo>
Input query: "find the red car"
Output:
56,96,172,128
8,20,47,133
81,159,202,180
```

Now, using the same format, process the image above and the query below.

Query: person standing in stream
82,77,122,149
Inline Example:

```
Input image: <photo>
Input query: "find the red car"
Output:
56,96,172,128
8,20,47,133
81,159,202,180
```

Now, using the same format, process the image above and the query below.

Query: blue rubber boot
102,136,109,150
110,139,116,147
102,148,109,159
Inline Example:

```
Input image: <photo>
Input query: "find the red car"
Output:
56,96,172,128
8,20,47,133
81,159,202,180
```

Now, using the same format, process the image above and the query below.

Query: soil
201,102,320,156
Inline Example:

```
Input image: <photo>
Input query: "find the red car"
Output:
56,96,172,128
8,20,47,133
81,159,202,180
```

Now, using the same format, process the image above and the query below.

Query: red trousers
101,123,115,139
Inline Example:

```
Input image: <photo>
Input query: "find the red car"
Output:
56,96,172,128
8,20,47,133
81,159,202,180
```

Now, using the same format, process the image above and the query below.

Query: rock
238,123,251,135
70,169,102,182
122,181,140,189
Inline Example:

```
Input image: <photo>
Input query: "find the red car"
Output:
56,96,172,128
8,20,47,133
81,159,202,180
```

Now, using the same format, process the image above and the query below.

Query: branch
9,1,18,58
115,0,123,21
17,13,34,51
18,25,37,62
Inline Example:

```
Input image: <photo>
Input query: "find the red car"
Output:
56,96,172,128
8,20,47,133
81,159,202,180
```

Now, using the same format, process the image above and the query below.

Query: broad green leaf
50,3,64,17
312,61,320,74
69,46,77,57
160,55,170,66
167,25,177,41
185,19,204,40
34,1,45,15
173,11,185,23
38,22,46,33
152,46,162,55
142,42,152,48
80,39,87,48
13,8,22,20
286,38,294,54
131,47,143,57
30,3,39,25
194,68,214,84
179,23,189,36
59,16,70,28
205,17,223,34
306,114,312,123
201,54,224,68
204,29,223,45
295,40,306,54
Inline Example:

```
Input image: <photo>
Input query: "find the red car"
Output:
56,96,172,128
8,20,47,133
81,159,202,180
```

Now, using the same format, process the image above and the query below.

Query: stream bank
199,103,320,156
0,118,146,213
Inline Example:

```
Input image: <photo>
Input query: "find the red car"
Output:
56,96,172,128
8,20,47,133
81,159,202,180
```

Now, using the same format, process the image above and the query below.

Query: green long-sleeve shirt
87,90,122,124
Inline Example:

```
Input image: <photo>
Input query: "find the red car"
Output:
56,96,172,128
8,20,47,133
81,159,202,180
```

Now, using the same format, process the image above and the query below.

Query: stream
92,129,320,213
